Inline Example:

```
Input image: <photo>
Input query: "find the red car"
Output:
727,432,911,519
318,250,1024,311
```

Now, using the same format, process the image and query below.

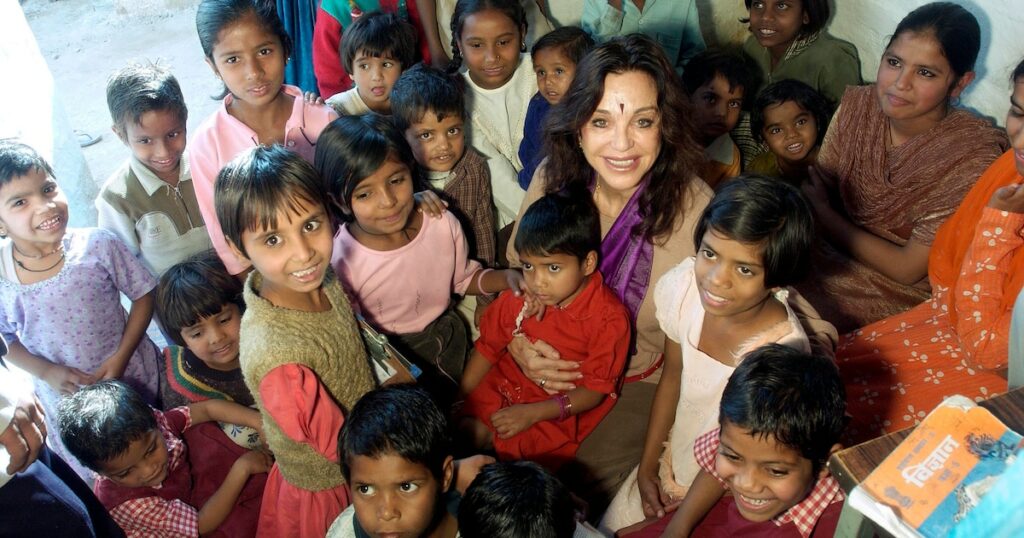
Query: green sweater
240,270,375,491
742,32,862,106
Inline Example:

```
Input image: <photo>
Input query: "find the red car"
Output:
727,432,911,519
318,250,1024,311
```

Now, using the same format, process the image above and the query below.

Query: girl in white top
601,176,817,533
447,0,538,225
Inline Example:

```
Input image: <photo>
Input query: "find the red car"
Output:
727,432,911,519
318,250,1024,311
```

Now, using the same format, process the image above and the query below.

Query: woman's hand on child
803,166,834,211
237,449,274,475
988,183,1024,213
508,337,580,394
41,363,93,396
92,353,130,382
490,404,542,439
637,469,675,519
0,394,46,475
414,190,448,218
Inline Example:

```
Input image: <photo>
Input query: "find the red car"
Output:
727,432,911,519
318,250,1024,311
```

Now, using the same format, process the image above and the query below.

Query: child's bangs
242,182,324,234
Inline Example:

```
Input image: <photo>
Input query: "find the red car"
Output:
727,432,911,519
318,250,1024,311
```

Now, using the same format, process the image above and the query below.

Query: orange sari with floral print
838,150,1024,443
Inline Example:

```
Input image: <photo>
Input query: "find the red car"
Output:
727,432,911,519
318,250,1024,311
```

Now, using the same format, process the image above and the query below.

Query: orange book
857,396,1023,537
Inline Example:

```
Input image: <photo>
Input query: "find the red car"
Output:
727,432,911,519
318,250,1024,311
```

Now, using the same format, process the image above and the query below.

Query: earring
521,41,527,53
951,96,962,108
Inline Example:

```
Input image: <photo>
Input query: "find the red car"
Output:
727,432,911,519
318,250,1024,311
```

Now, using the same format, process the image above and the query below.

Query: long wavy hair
542,34,704,243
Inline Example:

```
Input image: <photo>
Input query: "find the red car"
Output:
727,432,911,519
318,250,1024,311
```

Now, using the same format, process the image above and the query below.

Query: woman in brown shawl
799,2,1009,333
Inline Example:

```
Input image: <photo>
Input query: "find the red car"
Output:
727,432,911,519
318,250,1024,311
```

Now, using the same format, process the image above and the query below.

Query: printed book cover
855,395,1023,537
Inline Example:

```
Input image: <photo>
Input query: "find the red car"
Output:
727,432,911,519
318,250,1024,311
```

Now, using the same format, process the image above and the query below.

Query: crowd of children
2,0,1024,537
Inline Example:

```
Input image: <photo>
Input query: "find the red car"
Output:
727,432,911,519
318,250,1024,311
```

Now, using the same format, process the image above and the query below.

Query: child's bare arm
189,399,262,431
460,350,493,396
4,340,93,395
465,268,526,297
93,290,155,381
413,0,450,69
490,386,605,439
197,450,273,535
638,339,683,518
661,470,727,538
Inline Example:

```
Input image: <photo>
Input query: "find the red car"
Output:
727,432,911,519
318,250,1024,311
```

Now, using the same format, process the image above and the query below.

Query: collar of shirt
785,31,821,62
693,427,844,538
128,151,191,197
221,84,311,146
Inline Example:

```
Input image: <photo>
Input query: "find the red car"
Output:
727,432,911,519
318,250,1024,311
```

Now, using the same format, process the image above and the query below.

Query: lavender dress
0,228,160,479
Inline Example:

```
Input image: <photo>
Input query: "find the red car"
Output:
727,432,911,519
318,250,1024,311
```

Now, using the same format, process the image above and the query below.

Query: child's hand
637,469,673,519
490,404,542,439
92,353,129,382
988,183,1024,213
41,364,93,396
414,190,448,218
802,166,833,211
237,449,274,475
303,91,326,105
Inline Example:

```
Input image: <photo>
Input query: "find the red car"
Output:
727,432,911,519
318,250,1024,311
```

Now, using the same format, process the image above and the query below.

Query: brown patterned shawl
797,85,1009,333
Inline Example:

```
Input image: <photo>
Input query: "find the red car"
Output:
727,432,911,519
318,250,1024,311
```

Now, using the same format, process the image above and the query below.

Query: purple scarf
594,179,654,323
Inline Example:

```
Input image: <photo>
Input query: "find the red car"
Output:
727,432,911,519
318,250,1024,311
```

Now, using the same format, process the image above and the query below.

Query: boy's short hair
0,140,55,189
513,189,600,261
56,380,156,472
339,384,451,482
215,144,330,258
340,11,418,74
390,64,465,134
720,344,846,472
681,49,757,107
530,26,595,65
693,174,815,288
156,249,243,346
106,62,188,137
751,79,833,145
459,461,576,538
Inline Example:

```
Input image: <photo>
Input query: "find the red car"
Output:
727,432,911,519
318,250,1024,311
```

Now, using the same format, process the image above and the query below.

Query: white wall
699,0,1024,126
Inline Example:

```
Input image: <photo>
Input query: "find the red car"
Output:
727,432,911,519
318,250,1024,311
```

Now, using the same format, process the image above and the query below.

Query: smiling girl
447,0,537,224
191,0,337,276
797,2,1010,333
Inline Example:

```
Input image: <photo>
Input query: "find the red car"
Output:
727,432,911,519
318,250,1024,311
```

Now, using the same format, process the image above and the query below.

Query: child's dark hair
313,114,424,222
531,26,595,65
196,0,292,98
215,144,330,258
156,250,243,346
719,344,846,473
693,175,814,288
887,2,980,80
513,189,599,261
681,49,756,106
751,79,832,145
447,0,527,75
339,384,451,482
390,64,465,134
56,380,157,472
459,461,576,538
0,140,55,189
741,0,831,37
1014,57,1024,84
340,11,418,74
106,62,188,137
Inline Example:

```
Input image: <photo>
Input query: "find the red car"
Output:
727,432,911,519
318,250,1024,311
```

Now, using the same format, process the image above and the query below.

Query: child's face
120,109,187,184
0,168,69,248
1007,80,1024,178
347,156,416,237
520,251,597,307
748,0,809,58
715,421,820,522
180,303,242,372
98,429,170,489
350,452,454,538
233,197,333,310
206,13,287,110
533,47,575,105
694,229,773,320
691,74,744,146
404,111,466,173
458,9,524,90
876,31,969,126
761,100,817,164
352,49,403,114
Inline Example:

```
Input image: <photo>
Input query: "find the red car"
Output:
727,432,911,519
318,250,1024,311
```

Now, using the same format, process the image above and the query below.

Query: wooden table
827,387,1024,536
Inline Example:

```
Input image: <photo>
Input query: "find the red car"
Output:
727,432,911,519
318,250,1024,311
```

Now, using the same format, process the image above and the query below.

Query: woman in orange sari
838,59,1024,443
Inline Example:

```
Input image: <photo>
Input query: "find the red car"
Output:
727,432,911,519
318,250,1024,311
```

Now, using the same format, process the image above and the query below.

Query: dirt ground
23,0,220,187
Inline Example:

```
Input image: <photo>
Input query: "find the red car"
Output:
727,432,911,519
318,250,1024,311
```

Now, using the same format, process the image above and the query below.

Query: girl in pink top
315,114,525,394
191,0,337,275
